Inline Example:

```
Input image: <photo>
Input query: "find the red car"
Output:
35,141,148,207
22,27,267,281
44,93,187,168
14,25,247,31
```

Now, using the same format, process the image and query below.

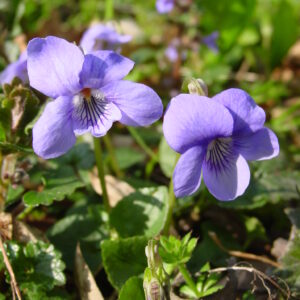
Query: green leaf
199,285,223,297
180,285,197,298
270,0,299,67
218,156,300,210
119,276,144,300
48,199,108,272
0,123,5,142
277,233,300,296
159,233,197,265
23,166,85,207
243,216,267,248
158,137,177,178
110,186,168,238
53,143,95,171
5,184,24,206
20,283,71,300
0,102,11,135
114,147,146,170
0,241,66,292
286,207,300,230
0,141,33,153
199,0,256,50
101,236,148,290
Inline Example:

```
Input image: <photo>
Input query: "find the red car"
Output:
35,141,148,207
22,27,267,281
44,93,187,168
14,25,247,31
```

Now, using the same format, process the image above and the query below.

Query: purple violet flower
202,31,219,53
80,24,131,53
27,36,163,159
165,44,179,62
0,51,28,85
163,89,279,201
156,0,175,14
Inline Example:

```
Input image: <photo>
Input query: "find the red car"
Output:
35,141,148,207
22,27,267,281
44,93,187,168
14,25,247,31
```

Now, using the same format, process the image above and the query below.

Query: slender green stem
163,154,180,235
0,150,4,211
17,206,34,220
0,150,3,186
163,177,176,235
103,134,123,178
127,127,158,161
178,264,199,297
93,137,110,212
105,0,114,21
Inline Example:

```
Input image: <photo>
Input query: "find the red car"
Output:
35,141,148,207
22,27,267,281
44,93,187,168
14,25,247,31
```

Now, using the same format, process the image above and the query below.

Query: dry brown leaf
13,220,48,243
74,243,104,300
1,154,17,183
89,168,135,207
14,34,27,52
271,238,288,260
0,212,12,240
286,39,300,66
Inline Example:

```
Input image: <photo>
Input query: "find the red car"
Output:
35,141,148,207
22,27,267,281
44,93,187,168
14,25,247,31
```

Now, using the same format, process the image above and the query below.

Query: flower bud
144,268,168,300
187,78,208,96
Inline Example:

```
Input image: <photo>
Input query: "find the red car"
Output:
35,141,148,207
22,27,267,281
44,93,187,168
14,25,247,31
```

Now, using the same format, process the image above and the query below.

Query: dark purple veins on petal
205,137,233,171
73,90,108,129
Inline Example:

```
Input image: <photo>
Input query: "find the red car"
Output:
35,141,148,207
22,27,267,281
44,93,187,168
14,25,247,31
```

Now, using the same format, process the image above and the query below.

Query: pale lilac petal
156,0,174,14
173,146,205,198
101,80,163,126
235,127,279,161
27,36,84,98
212,89,266,136
83,51,134,87
0,51,28,84
80,24,131,53
163,94,234,153
72,99,122,137
79,54,107,89
203,154,250,201
165,45,178,62
33,96,76,159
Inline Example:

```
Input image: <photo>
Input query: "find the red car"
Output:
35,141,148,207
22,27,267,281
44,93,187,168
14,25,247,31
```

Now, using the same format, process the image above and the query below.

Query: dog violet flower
0,51,28,85
163,89,279,201
27,36,163,159
80,24,131,53
156,0,174,14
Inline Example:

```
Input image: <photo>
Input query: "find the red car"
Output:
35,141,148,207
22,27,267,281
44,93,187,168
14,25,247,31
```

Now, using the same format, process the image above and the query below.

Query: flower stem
93,137,110,212
105,0,114,20
163,153,180,235
127,127,158,161
163,177,175,235
178,264,199,298
103,134,123,178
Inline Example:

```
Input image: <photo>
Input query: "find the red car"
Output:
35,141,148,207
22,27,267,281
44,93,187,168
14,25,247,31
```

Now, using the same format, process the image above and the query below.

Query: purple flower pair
27,36,162,159
163,90,279,201
1,35,280,202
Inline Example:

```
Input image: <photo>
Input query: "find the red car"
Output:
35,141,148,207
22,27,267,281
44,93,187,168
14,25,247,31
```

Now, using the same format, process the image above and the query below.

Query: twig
208,231,281,268
208,265,291,299
0,235,22,300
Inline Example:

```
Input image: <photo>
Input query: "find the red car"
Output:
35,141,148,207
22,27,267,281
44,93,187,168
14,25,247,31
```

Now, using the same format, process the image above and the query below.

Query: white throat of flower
72,89,107,128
